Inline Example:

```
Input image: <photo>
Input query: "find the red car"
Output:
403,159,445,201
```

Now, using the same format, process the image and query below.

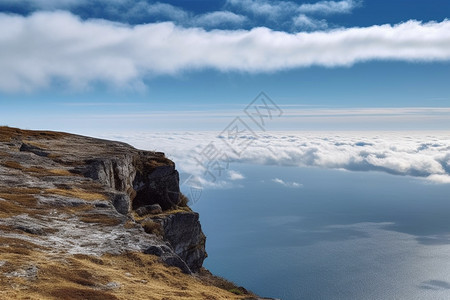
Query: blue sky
0,0,449,132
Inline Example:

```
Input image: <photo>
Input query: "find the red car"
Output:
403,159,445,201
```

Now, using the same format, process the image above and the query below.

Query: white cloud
0,0,87,9
293,14,328,30
298,0,360,15
0,0,357,31
272,178,303,188
226,0,297,19
192,11,248,27
426,174,450,184
1,11,450,92
0,1,244,28
138,2,189,22
98,131,450,185
226,0,359,18
228,170,245,180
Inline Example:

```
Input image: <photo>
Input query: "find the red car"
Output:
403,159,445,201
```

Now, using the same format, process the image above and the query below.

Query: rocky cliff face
0,127,275,300
0,127,207,273
151,212,207,272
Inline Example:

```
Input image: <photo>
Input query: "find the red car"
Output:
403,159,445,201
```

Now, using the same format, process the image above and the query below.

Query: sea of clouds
99,131,450,186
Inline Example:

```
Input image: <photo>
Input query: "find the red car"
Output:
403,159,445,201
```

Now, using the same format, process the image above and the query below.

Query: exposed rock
135,204,163,216
132,165,181,211
151,212,207,272
104,282,121,290
160,254,191,274
144,245,164,257
112,193,131,215
19,143,49,157
7,215,48,235
0,127,205,274
4,264,39,281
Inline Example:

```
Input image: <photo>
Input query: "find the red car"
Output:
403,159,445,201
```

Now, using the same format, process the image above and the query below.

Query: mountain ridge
0,126,273,300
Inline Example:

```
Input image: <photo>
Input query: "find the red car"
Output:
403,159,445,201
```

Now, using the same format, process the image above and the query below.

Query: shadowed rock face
0,127,205,274
151,212,207,272
132,164,181,211
76,152,181,213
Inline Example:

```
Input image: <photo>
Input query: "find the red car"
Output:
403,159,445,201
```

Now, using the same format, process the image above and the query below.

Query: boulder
135,204,163,216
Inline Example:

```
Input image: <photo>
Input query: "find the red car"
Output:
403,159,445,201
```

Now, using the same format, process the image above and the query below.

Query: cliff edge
0,127,268,300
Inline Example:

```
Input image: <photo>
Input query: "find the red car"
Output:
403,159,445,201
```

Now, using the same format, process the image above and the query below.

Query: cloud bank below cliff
101,131,450,185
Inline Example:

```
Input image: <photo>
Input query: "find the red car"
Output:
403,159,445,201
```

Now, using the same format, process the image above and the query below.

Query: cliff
0,127,267,300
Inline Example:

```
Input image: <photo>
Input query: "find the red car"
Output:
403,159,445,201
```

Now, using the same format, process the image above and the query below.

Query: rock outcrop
75,151,181,214
151,212,207,272
0,127,206,273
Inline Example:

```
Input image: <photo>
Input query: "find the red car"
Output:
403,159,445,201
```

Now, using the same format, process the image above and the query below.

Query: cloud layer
1,11,450,92
226,0,359,19
100,131,450,185
0,0,358,29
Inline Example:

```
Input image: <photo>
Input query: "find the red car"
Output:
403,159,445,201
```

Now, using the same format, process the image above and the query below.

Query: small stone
144,245,163,256
105,282,121,290
4,265,38,280
112,193,130,215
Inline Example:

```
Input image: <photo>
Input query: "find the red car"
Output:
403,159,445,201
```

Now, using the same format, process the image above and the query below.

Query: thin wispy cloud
226,0,360,29
0,0,360,31
228,170,246,180
298,0,360,15
293,14,328,30
0,0,246,28
0,0,83,10
272,178,303,188
136,2,189,22
192,11,248,27
1,11,450,92
226,0,298,18
226,0,358,17
127,3,247,28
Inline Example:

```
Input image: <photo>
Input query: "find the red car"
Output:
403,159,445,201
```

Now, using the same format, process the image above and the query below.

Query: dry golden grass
131,208,191,224
59,203,96,214
179,193,190,208
20,140,48,149
133,155,174,177
48,169,74,176
0,126,68,142
0,187,41,218
1,162,75,178
25,166,75,177
141,219,163,236
0,249,250,300
0,237,47,255
45,188,108,201
1,160,23,170
0,191,97,219
79,213,122,226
